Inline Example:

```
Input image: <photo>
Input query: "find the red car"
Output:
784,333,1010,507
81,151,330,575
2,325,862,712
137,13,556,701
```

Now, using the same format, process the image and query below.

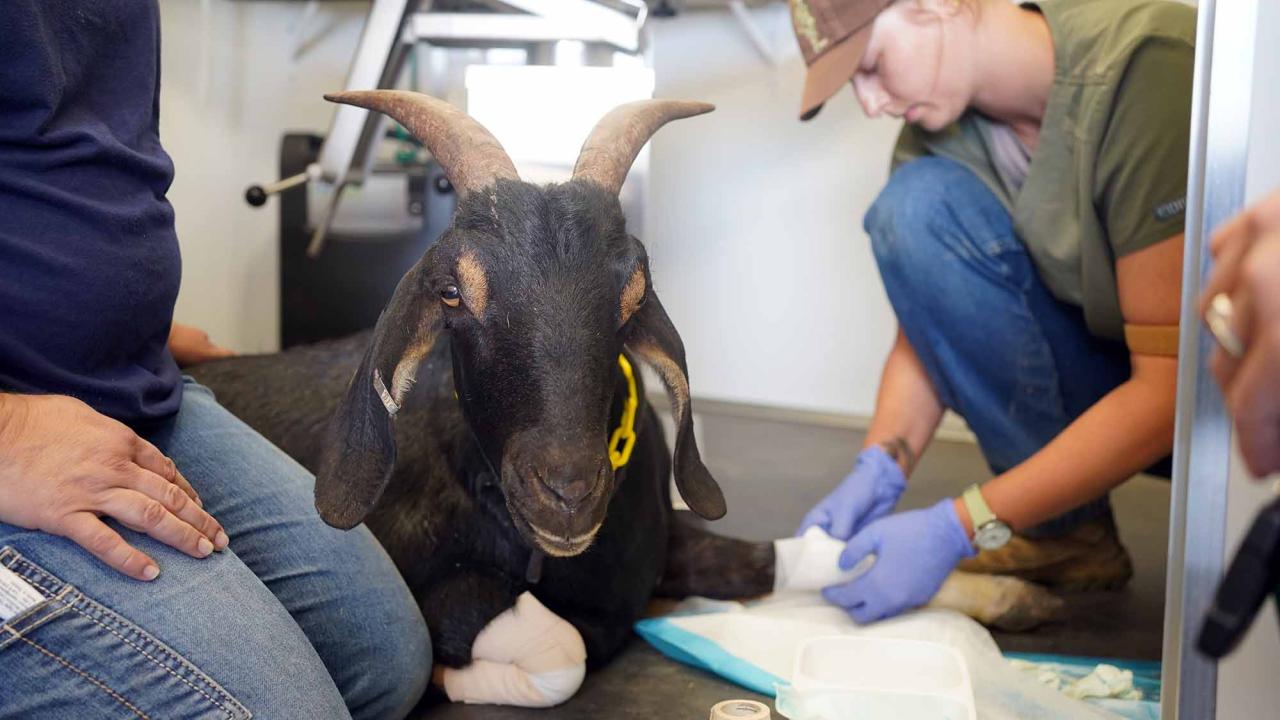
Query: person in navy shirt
0,3,430,717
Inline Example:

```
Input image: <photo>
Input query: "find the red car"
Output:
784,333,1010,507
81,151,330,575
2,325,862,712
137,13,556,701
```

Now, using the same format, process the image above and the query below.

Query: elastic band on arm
1124,324,1180,357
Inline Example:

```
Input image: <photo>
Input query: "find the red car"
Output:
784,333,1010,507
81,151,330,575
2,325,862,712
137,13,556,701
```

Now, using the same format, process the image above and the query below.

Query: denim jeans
866,157,1140,537
0,379,431,719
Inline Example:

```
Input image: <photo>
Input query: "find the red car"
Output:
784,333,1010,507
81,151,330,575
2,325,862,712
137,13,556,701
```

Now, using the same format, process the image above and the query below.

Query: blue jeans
0,379,430,719
866,157,1137,537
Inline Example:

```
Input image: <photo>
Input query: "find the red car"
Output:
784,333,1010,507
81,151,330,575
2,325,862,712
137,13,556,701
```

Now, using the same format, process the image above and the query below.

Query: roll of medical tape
710,699,771,720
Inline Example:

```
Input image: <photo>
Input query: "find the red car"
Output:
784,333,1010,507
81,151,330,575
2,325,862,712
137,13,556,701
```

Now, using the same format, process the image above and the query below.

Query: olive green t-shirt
892,0,1196,341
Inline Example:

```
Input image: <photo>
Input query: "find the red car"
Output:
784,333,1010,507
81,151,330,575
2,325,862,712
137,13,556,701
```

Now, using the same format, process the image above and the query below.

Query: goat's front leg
927,571,1065,631
545,602,638,669
420,569,521,667
422,571,588,708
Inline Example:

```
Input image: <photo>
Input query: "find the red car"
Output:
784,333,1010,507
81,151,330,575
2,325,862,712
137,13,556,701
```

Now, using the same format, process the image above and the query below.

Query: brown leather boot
956,516,1135,592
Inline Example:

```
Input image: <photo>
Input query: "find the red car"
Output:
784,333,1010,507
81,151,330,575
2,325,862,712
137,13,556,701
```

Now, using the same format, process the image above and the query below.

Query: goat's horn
325,90,519,195
572,100,714,195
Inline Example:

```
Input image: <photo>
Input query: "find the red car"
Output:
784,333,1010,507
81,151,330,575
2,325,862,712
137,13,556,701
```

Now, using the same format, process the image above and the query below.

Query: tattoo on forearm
879,436,916,474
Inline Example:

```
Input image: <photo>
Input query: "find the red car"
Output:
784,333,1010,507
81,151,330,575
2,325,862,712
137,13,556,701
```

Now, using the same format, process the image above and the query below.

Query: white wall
1215,0,1280,713
645,4,901,417
160,1,901,417
160,1,370,354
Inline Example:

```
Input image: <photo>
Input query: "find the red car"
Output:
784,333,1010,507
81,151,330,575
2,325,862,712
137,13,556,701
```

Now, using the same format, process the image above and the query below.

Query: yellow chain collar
609,354,639,470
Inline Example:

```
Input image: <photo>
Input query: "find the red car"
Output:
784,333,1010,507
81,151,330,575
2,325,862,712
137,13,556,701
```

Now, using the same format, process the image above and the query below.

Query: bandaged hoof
442,592,587,707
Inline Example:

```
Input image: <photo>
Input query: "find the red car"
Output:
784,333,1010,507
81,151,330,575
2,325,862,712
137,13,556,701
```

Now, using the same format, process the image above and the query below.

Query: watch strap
962,484,996,529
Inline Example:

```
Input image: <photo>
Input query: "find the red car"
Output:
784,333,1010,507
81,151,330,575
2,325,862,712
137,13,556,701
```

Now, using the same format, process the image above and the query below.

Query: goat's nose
541,460,607,506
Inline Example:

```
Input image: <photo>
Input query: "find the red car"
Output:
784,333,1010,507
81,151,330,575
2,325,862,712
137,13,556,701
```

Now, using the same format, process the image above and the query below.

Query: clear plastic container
776,635,977,720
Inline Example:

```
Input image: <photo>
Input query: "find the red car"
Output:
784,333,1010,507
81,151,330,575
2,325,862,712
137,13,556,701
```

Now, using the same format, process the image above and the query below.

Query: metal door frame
1161,0,1260,716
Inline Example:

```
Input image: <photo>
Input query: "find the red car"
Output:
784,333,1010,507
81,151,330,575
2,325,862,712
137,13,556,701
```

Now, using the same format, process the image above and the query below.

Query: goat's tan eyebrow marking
390,342,431,407
456,250,489,318
619,266,646,327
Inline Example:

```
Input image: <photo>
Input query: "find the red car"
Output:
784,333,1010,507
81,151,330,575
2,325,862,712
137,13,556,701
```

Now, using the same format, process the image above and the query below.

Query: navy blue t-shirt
0,0,183,425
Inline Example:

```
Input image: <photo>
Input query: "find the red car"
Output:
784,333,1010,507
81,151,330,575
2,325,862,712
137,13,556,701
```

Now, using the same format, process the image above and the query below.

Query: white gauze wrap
773,526,876,593
442,592,587,708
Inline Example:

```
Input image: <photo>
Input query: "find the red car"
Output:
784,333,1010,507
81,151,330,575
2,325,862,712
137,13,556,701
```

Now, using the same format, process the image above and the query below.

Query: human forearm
955,359,1177,535
959,231,1186,535
863,329,945,475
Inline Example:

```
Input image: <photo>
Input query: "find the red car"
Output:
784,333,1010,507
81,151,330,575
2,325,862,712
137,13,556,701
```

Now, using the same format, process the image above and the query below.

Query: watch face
975,521,1013,551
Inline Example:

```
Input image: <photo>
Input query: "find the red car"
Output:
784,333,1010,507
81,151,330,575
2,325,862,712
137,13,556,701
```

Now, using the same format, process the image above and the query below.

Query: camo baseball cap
791,0,895,120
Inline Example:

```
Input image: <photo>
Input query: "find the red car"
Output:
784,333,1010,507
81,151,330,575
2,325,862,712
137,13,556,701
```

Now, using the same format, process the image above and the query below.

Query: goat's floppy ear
625,293,726,520
315,259,441,529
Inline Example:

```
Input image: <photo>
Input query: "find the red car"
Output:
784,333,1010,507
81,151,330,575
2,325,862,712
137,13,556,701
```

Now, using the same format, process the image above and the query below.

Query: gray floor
420,404,1170,718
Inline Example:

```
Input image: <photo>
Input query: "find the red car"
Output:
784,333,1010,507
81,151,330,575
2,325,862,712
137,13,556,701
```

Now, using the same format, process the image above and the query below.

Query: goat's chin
529,521,603,558
509,508,603,558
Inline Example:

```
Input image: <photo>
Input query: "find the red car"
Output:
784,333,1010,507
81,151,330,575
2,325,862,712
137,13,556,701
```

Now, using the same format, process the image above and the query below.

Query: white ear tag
372,368,401,416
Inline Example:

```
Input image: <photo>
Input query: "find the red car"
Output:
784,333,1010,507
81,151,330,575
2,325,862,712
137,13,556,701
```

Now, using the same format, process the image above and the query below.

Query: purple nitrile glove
821,499,976,625
795,446,907,541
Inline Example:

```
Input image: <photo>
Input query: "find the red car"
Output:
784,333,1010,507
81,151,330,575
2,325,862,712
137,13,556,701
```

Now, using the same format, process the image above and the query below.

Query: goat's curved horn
325,90,519,195
572,100,714,195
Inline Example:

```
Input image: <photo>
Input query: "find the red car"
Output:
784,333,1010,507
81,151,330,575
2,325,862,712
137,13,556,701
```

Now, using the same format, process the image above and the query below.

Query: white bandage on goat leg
442,592,587,707
773,527,876,593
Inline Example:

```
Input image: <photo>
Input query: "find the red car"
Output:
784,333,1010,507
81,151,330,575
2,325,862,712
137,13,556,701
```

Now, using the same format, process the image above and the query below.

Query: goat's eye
440,284,461,307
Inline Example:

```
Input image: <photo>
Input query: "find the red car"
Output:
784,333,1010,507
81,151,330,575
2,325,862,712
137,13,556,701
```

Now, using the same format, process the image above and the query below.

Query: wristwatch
961,484,1013,551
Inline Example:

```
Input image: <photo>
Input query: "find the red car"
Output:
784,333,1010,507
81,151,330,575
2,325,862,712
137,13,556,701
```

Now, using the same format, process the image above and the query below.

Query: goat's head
313,91,725,557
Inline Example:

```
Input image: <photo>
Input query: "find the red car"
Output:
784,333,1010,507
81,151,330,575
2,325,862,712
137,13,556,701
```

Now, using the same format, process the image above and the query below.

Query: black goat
190,92,773,706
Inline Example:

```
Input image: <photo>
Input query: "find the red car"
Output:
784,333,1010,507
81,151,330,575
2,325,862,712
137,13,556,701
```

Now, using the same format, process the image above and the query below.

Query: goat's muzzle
501,432,614,557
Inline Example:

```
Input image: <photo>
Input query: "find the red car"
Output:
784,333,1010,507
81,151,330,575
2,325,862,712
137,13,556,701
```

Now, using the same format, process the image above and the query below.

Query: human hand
168,322,235,368
1200,189,1280,476
795,446,906,541
821,499,974,624
0,394,229,581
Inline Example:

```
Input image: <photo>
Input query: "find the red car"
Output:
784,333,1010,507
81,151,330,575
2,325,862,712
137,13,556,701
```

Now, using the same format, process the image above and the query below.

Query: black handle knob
245,185,268,207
